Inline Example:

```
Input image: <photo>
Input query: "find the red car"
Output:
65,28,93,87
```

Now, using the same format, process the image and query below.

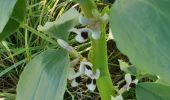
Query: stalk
74,0,116,99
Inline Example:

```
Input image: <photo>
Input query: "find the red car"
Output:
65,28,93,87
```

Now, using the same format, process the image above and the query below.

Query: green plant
1,0,170,100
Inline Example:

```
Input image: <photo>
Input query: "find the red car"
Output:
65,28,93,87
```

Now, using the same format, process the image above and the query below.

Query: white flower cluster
57,39,100,91
68,60,100,91
57,12,108,92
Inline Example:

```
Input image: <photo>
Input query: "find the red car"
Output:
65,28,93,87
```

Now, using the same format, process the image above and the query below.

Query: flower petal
79,15,91,25
89,69,100,79
86,79,96,92
71,79,78,87
79,61,92,74
75,34,87,43
68,67,81,80
70,28,93,43
69,28,81,34
85,67,93,77
79,61,91,73
79,63,85,74
124,73,132,85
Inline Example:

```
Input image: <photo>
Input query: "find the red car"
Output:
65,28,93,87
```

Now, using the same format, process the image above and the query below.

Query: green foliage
0,0,26,41
136,83,170,100
0,0,17,32
38,8,80,40
2,0,170,100
110,0,170,85
16,49,69,100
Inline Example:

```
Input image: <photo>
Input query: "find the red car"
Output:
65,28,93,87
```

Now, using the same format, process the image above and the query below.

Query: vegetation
0,0,170,100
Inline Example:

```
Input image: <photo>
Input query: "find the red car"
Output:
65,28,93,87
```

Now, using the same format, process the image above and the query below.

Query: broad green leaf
110,0,170,84
16,49,69,100
0,0,26,41
38,8,80,40
0,0,17,33
136,83,170,100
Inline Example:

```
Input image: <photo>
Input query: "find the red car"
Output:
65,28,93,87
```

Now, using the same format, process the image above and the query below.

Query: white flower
118,73,138,94
124,73,132,91
79,61,100,79
111,95,123,100
57,39,81,58
69,59,101,91
86,78,96,92
69,28,92,43
78,13,109,40
78,61,100,91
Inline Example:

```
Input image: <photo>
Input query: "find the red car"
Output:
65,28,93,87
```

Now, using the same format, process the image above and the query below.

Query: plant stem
91,24,116,100
74,0,116,99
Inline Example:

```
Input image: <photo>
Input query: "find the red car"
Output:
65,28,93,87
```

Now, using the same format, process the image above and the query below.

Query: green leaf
0,0,17,33
110,0,170,84
0,0,26,41
38,8,80,40
16,49,69,100
136,83,170,100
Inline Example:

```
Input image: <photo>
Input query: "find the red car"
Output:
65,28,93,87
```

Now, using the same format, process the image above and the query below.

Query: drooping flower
57,39,74,52
75,60,100,91
79,61,100,79
57,39,81,58
68,59,100,91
